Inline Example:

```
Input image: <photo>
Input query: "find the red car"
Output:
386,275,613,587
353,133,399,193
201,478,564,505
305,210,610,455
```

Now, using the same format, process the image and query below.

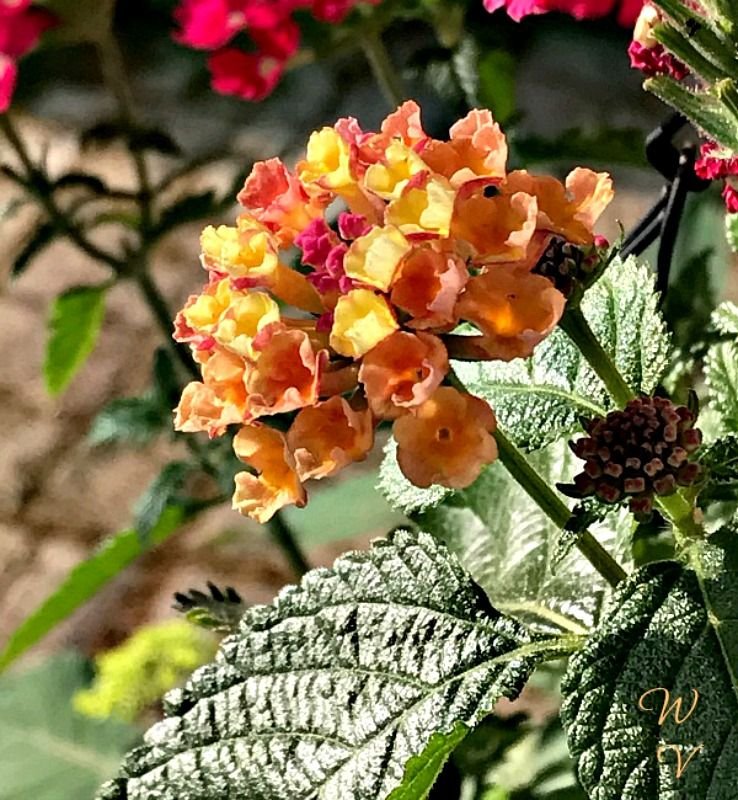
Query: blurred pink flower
174,0,380,102
0,2,54,112
483,0,643,25
208,48,284,101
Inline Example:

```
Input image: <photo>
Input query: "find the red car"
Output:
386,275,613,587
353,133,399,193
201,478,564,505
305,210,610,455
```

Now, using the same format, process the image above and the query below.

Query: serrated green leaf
725,212,738,253
98,530,574,800
0,506,185,672
561,559,738,799
713,300,738,335
12,221,56,277
454,256,670,451
414,440,632,636
705,340,738,432
0,652,139,800
44,284,108,395
134,462,193,541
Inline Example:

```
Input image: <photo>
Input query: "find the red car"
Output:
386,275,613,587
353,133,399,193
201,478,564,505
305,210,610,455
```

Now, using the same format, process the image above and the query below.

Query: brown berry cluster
560,395,703,517
532,237,596,298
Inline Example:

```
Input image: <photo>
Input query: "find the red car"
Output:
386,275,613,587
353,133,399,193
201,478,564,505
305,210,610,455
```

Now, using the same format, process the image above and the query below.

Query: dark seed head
565,395,703,517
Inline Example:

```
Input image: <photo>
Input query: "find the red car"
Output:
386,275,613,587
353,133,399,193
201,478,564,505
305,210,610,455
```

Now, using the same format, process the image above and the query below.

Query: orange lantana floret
287,396,374,481
359,331,449,419
456,265,566,361
393,386,498,489
232,425,306,523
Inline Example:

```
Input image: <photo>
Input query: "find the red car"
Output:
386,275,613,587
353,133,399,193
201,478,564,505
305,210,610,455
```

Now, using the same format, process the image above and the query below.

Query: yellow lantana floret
182,278,234,333
386,175,456,237
330,288,399,359
200,217,278,280
363,141,426,200
214,290,281,357
298,127,354,191
343,225,412,291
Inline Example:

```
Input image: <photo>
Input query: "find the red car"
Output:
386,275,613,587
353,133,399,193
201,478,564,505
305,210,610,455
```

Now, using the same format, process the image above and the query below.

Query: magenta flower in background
174,0,381,102
0,0,54,112
484,0,643,25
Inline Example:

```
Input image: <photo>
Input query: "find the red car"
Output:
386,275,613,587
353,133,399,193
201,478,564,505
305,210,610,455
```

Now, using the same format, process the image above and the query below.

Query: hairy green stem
268,511,311,578
559,308,636,407
493,428,627,588
361,27,407,109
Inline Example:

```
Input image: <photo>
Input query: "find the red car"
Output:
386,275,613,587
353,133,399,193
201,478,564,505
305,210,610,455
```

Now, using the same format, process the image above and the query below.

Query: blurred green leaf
89,396,168,447
477,50,516,125
174,583,246,634
44,284,107,395
53,172,108,194
0,506,185,672
12,221,56,278
282,472,406,545
705,339,738,432
134,462,194,542
663,248,715,351
0,652,139,800
514,128,648,168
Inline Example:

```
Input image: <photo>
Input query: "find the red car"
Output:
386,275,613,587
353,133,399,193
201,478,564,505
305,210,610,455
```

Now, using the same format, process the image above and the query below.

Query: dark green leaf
128,128,181,157
701,435,738,484
477,49,516,125
662,248,715,352
98,530,573,800
152,347,183,408
12,222,56,278
561,559,738,799
0,653,139,800
152,191,217,239
89,396,169,447
44,284,108,395
455,256,670,450
134,462,193,541
0,506,185,672
514,128,648,168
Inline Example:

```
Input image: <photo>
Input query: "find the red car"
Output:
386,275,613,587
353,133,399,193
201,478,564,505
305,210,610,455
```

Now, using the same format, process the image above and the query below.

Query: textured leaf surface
561,560,738,800
705,340,738,432
455,256,670,450
44,284,108,395
0,653,138,800
0,507,184,671
390,440,631,635
99,530,569,800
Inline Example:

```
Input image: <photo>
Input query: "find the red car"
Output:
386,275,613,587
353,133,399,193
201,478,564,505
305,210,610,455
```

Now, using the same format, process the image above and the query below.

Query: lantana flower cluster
173,101,613,523
485,0,643,25
174,0,380,102
0,0,54,112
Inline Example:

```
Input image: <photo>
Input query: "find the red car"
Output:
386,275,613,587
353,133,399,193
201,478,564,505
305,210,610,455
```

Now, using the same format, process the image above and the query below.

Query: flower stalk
559,307,636,407
360,25,407,108
493,427,627,588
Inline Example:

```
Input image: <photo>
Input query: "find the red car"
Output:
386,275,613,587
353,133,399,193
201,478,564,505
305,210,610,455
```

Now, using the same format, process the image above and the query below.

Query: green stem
134,269,200,381
494,427,627,588
0,115,123,269
268,511,311,579
559,308,636,408
361,26,407,109
96,30,154,234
